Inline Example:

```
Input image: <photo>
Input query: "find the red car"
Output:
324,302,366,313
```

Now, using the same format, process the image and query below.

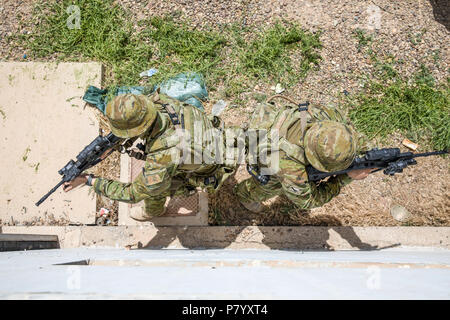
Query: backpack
248,95,352,165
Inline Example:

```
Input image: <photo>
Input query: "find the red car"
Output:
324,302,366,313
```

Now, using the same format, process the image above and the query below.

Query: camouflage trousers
142,179,196,217
143,167,235,217
234,176,282,204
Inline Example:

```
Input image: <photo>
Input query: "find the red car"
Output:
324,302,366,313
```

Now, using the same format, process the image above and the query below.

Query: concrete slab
0,62,102,225
0,248,449,299
2,226,449,250
118,153,209,226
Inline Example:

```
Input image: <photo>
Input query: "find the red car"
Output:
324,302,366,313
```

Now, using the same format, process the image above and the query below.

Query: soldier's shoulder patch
144,156,166,170
142,162,168,186
145,173,163,185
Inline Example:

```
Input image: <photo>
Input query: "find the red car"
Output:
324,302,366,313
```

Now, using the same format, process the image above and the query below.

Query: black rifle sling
119,137,146,161
161,103,186,161
161,103,185,129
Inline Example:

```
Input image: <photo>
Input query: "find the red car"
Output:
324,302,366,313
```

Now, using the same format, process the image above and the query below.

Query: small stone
390,205,412,222
212,100,227,117
275,83,285,94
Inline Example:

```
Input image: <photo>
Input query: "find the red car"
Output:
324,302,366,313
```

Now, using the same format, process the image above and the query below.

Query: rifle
35,132,123,206
306,148,448,182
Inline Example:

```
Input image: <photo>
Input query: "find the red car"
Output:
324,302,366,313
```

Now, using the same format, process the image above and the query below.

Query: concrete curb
1,226,449,250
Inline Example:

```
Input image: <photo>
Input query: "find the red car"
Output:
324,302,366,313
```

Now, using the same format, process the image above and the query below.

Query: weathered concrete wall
0,62,102,225
2,226,449,250
0,248,449,299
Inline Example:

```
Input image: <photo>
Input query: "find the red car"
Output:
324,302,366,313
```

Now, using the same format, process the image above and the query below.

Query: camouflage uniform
235,97,370,210
93,93,235,220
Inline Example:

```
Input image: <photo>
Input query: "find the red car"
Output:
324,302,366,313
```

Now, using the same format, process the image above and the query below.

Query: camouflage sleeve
278,155,353,209
93,160,176,204
282,174,353,210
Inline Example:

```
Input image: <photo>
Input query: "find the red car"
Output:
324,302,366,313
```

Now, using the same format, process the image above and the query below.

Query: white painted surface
0,248,449,299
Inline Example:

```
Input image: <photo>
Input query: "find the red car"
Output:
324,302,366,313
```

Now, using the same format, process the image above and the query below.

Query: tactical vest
142,91,234,191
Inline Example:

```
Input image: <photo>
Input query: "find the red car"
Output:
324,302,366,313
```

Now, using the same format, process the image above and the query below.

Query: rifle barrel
409,150,448,158
35,180,65,207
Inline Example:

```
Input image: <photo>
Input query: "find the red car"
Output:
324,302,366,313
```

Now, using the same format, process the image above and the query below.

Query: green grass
432,49,441,64
25,0,152,85
238,22,321,79
138,16,227,86
408,29,426,46
353,28,373,52
369,54,400,80
22,0,226,85
414,64,436,87
346,33,449,151
347,71,450,151
220,22,321,98
21,0,322,100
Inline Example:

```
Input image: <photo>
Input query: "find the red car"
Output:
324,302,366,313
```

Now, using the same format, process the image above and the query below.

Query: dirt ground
1,0,449,226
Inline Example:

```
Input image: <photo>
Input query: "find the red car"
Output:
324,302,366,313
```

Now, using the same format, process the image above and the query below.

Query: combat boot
129,206,166,222
239,200,263,213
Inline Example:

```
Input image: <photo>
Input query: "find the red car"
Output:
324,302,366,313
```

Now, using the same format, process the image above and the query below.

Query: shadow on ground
138,168,402,251
429,0,450,31
138,225,395,251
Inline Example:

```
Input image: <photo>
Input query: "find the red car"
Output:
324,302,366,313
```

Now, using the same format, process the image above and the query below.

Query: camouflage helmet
105,94,157,138
304,120,357,172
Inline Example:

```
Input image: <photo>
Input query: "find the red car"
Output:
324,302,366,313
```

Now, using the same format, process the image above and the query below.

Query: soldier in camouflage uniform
63,92,236,221
235,95,374,213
